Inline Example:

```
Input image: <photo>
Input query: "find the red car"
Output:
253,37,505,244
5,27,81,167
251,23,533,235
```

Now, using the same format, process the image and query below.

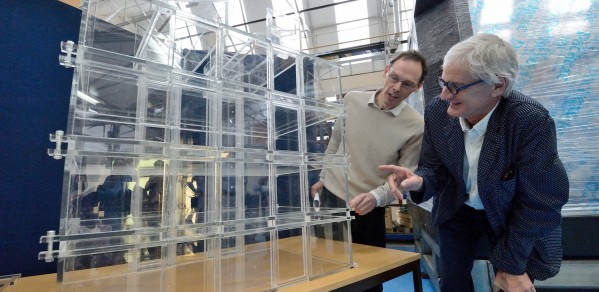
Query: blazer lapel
479,101,504,183
444,117,465,181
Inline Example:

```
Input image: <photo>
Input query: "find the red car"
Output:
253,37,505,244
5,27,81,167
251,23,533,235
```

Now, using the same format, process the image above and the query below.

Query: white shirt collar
368,89,405,117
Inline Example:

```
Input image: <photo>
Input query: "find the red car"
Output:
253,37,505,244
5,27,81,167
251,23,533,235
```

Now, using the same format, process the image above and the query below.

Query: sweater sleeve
372,111,424,206
320,104,344,180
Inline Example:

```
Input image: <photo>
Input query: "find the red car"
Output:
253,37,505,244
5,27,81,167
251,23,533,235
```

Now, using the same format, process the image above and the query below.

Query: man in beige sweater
311,51,426,270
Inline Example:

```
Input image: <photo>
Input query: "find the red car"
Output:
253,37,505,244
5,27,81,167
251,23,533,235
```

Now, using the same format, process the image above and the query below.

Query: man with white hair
380,33,569,292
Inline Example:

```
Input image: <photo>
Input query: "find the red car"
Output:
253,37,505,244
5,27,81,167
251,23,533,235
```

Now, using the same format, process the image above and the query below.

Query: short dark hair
389,50,428,84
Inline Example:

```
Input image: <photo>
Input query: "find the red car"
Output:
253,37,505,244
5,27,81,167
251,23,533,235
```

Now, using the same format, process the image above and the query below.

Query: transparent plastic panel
221,90,269,150
82,0,173,66
266,8,304,52
49,0,352,290
220,231,273,291
175,160,218,230
63,158,180,253
218,159,272,226
301,56,343,100
59,266,175,292
58,240,215,292
59,155,150,285
71,65,169,146
307,220,352,279
79,0,126,49
63,156,141,234
56,158,217,269
276,228,307,286
305,164,350,213
272,93,302,152
175,83,218,147
273,45,300,95
275,164,304,216
172,14,220,77
82,0,218,70
216,27,270,91
174,241,216,291
304,98,345,156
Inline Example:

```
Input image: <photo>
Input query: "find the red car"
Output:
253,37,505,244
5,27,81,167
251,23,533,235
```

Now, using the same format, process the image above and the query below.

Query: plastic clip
49,130,65,160
59,40,77,68
39,230,56,262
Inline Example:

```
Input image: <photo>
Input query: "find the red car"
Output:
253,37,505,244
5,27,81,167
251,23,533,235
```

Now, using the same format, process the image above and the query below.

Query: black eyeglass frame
437,76,485,95
386,73,418,90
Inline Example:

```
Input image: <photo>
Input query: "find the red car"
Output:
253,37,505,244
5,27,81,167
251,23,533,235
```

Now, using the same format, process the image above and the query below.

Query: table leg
413,260,423,292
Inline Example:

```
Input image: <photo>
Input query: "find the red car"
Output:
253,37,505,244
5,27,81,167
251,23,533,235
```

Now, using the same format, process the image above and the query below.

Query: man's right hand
378,165,424,196
311,181,324,198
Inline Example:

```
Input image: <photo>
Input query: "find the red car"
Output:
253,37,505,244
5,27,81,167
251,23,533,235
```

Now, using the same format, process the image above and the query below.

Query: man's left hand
493,270,535,292
349,193,377,215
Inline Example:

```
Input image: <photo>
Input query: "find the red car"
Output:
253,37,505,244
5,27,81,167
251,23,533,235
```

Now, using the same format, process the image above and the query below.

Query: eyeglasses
387,73,418,90
437,76,485,95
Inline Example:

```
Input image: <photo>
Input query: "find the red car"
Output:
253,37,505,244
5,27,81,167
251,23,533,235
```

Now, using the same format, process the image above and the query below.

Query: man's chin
386,96,402,105
446,108,461,117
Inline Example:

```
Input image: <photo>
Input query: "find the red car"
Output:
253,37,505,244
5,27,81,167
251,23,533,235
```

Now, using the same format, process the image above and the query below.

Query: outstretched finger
392,190,404,201
387,173,398,193
378,164,401,173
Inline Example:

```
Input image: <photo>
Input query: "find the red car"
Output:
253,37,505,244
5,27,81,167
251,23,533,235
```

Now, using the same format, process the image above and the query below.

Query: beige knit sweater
321,90,424,206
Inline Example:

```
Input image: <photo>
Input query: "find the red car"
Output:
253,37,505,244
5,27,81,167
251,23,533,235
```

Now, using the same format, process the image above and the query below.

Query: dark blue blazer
412,91,569,280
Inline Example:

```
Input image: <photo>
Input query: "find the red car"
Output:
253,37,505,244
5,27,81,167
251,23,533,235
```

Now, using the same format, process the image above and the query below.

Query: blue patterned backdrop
465,0,599,214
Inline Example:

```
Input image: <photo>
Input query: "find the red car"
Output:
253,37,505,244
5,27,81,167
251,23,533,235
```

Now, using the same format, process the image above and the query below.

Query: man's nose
392,81,402,91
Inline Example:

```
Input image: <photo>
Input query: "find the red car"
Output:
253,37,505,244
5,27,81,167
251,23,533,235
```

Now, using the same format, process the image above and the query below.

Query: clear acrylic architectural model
39,0,352,291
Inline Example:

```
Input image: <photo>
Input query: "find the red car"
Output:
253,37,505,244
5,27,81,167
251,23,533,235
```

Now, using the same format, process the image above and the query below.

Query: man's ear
491,77,507,98
383,65,390,79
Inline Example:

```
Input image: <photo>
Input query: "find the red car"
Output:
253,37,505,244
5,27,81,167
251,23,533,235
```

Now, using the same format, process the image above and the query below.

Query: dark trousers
438,204,497,292
320,187,386,291
320,186,387,247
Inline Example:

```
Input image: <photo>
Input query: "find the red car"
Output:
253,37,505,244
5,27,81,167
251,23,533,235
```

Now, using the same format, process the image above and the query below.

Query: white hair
443,33,519,96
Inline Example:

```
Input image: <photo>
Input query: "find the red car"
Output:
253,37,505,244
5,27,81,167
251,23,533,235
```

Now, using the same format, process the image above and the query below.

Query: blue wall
0,0,80,276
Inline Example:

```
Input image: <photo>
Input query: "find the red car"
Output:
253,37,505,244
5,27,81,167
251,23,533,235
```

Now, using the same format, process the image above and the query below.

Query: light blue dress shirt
460,101,500,210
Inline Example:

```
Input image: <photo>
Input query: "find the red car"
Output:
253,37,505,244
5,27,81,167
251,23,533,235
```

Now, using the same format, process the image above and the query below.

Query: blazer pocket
497,173,517,204
498,175,515,189
501,167,516,181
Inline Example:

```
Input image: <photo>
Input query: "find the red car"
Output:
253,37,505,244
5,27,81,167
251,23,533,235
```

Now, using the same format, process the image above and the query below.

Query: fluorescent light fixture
350,59,371,65
77,91,100,105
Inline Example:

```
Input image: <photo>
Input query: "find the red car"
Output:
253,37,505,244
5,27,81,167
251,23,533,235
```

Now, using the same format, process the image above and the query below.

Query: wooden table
281,241,422,292
8,238,421,292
